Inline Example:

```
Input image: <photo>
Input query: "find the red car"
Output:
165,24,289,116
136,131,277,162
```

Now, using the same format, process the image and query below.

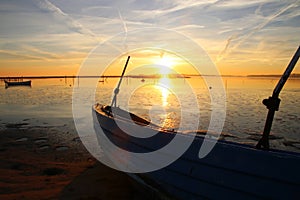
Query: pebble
15,137,28,142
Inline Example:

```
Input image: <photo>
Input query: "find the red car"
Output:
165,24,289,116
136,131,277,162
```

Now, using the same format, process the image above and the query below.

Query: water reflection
157,77,171,107
153,78,180,129
1,77,299,152
123,77,181,129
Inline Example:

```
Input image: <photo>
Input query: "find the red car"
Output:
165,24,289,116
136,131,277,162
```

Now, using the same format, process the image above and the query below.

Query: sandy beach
0,122,144,200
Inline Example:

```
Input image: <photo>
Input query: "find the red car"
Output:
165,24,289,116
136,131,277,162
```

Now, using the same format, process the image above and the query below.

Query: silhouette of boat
4,80,31,88
93,48,300,199
93,104,300,199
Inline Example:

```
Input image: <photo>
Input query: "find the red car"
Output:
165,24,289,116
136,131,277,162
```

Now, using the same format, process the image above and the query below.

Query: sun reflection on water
153,77,180,129
125,77,180,129
157,77,172,107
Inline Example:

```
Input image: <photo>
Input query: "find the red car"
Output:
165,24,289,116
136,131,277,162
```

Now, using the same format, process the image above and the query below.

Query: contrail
218,34,237,61
118,9,128,34
36,0,99,40
35,0,125,54
217,2,298,63
118,9,129,52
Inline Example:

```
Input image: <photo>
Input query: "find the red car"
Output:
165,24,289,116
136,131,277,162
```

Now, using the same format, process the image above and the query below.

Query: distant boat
4,80,31,88
93,48,300,199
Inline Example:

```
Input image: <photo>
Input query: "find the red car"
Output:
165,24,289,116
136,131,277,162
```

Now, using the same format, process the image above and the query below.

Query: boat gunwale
93,104,300,158
95,104,167,131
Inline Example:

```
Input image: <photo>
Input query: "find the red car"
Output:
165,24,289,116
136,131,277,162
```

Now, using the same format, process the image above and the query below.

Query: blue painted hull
93,104,300,199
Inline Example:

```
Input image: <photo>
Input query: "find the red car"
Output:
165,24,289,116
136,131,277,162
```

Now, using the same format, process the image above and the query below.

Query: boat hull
93,104,300,199
4,80,31,88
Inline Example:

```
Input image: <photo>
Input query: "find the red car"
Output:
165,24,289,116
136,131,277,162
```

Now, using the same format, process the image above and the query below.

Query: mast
111,56,130,108
256,46,300,150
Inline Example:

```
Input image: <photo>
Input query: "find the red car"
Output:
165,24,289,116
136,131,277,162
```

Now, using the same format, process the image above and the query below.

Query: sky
0,0,300,76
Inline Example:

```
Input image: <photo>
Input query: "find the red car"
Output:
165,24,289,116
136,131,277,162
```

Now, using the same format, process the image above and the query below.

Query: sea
0,76,300,153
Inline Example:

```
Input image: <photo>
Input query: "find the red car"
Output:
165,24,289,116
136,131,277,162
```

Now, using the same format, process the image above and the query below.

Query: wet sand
0,123,144,200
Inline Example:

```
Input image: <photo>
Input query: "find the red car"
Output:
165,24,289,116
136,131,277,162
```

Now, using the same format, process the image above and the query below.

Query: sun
155,56,176,75
157,56,175,68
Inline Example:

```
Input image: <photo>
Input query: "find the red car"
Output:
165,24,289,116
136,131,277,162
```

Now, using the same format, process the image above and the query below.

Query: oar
111,56,131,107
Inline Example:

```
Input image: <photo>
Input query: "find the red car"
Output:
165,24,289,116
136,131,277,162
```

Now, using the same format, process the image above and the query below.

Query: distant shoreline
0,73,299,80
247,73,300,78
0,75,115,80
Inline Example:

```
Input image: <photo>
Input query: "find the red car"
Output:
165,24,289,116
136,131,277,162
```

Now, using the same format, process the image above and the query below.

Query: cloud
0,49,46,61
1,0,300,75
35,0,99,40
216,0,299,62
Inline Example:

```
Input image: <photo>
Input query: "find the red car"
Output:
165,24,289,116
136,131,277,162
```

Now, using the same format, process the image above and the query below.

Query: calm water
0,77,299,152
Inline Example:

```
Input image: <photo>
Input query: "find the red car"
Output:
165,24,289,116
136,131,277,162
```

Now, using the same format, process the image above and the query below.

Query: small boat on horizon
93,47,300,199
4,80,31,89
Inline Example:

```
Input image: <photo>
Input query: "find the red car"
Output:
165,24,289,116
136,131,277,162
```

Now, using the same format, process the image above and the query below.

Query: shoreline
0,122,144,200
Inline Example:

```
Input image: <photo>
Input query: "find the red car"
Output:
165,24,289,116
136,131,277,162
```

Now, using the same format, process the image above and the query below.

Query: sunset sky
0,0,299,76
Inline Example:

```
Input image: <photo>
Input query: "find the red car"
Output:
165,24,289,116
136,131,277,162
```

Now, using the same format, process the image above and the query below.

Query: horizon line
0,73,299,80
